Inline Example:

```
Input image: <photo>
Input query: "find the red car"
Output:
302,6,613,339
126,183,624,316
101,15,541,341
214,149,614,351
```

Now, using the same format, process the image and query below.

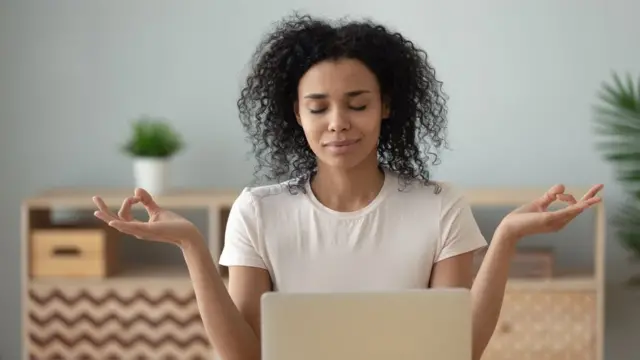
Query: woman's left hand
496,184,604,242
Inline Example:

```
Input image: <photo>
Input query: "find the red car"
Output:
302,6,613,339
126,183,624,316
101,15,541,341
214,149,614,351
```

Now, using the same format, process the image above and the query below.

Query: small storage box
30,224,119,278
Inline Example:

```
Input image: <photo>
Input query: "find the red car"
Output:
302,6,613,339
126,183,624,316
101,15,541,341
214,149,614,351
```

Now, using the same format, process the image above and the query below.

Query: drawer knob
52,246,81,257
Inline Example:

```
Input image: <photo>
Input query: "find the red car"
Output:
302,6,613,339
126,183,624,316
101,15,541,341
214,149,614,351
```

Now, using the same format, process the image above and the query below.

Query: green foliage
123,115,184,158
594,72,640,259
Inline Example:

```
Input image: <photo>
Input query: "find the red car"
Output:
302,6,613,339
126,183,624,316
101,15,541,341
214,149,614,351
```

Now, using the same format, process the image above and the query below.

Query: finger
117,196,141,221
555,193,577,205
92,196,119,221
536,184,566,209
109,220,175,243
580,184,604,201
94,210,115,224
584,196,602,206
553,197,601,219
134,188,162,214
108,220,153,239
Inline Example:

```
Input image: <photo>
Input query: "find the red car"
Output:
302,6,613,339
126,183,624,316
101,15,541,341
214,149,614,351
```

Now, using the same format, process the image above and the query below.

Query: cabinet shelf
506,275,597,291
30,264,597,293
29,264,596,291
29,265,193,286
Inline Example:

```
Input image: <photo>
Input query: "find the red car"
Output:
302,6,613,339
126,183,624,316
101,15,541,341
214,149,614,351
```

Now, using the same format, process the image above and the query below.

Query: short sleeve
436,185,488,262
218,188,267,269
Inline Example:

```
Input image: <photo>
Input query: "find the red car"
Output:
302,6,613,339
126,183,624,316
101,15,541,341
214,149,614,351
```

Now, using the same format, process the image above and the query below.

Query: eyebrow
303,90,371,99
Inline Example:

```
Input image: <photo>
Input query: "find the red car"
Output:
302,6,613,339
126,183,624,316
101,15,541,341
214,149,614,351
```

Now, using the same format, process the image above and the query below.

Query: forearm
470,230,518,360
181,237,261,360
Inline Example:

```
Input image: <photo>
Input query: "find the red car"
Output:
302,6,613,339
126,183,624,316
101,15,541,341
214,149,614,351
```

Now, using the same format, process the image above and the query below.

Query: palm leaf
612,200,640,256
594,72,640,260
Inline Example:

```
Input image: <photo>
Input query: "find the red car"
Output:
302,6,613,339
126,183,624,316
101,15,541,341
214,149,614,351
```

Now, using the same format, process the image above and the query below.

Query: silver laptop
261,289,471,360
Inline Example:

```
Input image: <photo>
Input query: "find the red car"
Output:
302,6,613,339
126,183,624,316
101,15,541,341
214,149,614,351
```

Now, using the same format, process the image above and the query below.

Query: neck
310,157,385,212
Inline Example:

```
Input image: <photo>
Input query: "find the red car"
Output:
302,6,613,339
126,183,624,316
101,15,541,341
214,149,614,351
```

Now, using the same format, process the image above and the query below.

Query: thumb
110,220,178,244
134,188,162,214
108,220,152,237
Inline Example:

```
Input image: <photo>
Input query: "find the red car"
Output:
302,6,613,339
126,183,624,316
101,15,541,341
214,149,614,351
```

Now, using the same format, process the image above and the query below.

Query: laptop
261,289,471,360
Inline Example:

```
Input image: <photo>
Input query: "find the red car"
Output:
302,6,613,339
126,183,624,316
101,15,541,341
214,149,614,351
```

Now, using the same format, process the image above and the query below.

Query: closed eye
309,105,366,114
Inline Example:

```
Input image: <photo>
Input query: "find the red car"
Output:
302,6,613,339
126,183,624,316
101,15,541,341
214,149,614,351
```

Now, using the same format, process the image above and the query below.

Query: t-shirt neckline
304,169,393,219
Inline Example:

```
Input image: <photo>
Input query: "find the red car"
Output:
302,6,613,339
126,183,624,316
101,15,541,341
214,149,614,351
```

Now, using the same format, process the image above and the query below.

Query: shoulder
385,173,468,212
231,178,307,214
430,181,470,210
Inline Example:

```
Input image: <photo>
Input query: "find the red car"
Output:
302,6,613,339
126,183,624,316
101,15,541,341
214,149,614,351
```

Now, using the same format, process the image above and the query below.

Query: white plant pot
133,157,169,195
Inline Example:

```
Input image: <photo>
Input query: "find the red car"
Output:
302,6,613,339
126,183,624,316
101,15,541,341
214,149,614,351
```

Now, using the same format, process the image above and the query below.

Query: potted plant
123,115,184,195
593,72,640,285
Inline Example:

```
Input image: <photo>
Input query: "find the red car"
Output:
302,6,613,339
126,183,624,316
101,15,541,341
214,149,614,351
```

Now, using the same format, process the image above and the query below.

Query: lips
323,139,360,147
322,138,360,155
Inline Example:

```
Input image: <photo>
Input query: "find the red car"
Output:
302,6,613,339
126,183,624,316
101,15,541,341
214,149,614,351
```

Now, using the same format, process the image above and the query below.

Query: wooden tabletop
23,188,242,209
22,185,600,209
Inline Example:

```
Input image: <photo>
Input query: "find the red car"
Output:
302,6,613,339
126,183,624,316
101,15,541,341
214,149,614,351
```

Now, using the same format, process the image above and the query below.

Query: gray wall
1,0,639,359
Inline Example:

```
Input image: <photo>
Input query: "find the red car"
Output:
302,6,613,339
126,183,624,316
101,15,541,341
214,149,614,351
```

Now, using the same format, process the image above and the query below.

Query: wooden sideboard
21,185,605,360
22,188,234,360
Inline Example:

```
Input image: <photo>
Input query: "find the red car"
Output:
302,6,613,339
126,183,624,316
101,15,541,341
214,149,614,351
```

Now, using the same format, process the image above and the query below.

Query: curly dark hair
237,13,448,193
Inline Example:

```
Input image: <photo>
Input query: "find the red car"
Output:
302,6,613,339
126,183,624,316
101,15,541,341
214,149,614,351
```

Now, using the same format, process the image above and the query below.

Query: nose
327,108,351,132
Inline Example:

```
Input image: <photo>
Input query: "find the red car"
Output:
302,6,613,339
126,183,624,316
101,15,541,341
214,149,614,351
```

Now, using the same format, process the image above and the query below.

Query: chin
321,158,361,169
317,152,374,170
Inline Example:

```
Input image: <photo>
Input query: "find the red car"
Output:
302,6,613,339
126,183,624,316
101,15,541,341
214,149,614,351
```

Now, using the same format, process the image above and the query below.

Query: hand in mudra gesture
498,184,604,240
93,188,201,247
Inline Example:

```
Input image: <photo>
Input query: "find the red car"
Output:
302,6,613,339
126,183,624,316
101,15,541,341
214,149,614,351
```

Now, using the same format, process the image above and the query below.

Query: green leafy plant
593,72,640,283
123,115,184,158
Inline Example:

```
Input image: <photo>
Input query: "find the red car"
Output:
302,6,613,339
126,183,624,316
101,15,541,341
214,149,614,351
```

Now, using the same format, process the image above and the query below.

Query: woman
92,13,602,360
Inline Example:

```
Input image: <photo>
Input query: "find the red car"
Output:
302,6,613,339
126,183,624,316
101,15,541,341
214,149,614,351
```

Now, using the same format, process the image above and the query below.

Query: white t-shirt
218,170,487,292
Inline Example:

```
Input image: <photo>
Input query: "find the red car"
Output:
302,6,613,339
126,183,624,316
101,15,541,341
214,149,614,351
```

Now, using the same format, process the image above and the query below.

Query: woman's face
295,58,389,170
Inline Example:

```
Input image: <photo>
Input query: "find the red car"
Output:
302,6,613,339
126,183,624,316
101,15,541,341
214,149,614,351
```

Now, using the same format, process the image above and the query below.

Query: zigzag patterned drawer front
482,290,597,360
27,283,212,360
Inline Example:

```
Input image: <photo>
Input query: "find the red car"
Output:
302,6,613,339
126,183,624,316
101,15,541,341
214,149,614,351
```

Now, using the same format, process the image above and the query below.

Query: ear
381,97,391,120
293,100,301,125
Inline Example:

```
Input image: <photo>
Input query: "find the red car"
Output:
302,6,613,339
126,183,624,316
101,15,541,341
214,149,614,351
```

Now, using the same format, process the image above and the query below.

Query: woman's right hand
92,188,202,248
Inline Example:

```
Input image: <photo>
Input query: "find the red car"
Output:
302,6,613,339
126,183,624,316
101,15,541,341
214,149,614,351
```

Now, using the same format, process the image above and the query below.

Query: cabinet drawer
27,284,211,359
30,226,119,278
483,290,597,360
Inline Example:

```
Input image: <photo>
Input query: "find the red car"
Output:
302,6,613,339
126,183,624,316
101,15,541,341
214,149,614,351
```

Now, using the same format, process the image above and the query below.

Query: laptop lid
261,289,471,360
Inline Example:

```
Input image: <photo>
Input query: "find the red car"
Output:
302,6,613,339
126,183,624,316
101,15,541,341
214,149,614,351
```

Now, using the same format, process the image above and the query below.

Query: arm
429,184,494,360
181,239,268,360
431,183,602,360
468,230,517,360
429,232,516,360
190,188,275,360
93,188,268,360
